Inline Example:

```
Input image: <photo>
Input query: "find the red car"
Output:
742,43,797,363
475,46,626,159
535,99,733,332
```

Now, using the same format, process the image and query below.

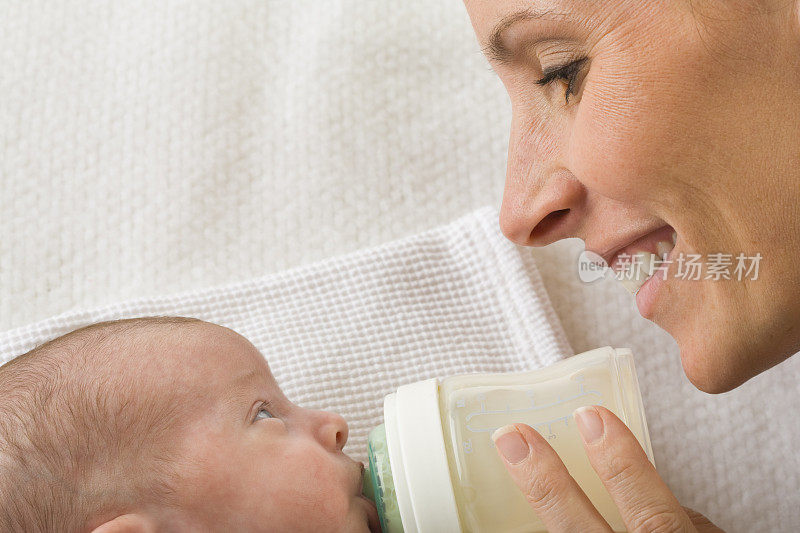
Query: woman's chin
651,278,752,394
679,353,736,394
675,331,754,394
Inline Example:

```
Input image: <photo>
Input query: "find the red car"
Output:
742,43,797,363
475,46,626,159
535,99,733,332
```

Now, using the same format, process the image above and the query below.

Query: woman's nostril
530,209,570,242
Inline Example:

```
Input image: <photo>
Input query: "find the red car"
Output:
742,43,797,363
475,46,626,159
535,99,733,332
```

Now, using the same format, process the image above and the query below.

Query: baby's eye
255,403,275,420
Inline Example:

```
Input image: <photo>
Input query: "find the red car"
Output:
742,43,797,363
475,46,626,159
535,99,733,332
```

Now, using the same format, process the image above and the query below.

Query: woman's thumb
493,425,532,464
491,424,609,531
491,423,576,507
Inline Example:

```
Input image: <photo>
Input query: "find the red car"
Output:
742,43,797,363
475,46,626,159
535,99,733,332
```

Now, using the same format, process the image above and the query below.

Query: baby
0,316,380,532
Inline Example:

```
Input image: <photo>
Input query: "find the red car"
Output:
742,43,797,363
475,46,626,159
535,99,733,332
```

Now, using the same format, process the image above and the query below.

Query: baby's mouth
361,494,381,533
357,462,381,532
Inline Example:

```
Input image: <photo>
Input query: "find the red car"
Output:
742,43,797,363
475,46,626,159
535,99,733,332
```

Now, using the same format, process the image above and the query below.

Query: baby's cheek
280,444,352,528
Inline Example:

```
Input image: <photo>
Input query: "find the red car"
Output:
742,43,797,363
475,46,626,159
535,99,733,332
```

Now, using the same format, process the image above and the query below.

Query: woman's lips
610,225,677,295
634,258,669,319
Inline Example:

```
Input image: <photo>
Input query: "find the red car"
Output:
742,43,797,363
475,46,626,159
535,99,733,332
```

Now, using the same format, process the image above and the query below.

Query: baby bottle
362,346,654,533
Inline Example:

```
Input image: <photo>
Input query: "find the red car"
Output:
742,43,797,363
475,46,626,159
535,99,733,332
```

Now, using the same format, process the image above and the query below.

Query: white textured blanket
0,207,573,465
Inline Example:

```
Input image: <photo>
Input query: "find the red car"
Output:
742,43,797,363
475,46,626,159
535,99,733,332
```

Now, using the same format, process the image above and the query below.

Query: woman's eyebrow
483,7,574,65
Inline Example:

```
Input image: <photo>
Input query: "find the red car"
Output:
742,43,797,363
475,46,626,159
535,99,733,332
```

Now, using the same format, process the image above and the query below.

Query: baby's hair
0,316,203,532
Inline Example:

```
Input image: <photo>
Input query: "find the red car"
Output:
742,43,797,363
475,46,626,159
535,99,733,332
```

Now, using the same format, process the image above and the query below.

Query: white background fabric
1,1,798,531
0,207,573,470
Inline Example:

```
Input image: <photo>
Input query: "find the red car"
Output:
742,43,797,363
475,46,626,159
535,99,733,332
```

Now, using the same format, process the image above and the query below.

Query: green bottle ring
365,424,404,533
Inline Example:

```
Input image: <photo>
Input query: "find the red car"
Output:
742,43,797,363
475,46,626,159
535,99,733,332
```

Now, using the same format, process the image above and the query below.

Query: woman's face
464,0,800,393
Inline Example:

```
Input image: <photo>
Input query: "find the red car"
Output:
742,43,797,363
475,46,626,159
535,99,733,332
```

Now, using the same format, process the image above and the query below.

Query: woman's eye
535,57,588,104
255,404,275,420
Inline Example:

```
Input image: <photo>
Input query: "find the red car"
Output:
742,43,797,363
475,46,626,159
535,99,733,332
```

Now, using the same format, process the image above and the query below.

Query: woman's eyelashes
536,56,588,104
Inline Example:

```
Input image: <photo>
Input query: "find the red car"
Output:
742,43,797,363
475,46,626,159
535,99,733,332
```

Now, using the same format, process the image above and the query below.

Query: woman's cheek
569,88,665,203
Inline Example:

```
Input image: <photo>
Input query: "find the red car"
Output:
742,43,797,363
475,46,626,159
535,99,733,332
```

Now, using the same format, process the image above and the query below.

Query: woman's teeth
656,240,673,258
617,232,677,294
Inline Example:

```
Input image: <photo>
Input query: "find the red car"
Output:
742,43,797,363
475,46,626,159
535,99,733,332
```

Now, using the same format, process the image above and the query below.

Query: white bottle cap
383,378,461,532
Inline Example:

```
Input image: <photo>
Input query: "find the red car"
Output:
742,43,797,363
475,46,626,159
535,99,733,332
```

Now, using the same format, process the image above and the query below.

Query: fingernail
574,406,604,444
492,425,530,464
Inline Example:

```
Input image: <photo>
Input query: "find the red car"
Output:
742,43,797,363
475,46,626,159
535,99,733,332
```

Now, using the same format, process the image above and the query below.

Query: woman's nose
309,409,349,451
499,170,585,247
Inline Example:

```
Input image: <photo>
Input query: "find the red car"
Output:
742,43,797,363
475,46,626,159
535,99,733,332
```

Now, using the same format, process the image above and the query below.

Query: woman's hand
492,406,724,532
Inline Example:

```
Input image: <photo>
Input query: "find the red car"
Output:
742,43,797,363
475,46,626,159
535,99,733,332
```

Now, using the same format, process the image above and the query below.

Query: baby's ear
91,514,155,533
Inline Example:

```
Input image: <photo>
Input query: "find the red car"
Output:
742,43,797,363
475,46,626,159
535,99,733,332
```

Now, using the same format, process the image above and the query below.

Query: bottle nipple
365,424,404,532
362,463,376,501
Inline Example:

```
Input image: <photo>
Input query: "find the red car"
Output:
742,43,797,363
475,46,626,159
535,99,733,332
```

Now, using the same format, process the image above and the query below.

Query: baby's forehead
139,322,273,393
129,324,282,428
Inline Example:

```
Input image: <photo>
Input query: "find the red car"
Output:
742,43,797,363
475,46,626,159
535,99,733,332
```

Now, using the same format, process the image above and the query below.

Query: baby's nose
312,409,349,451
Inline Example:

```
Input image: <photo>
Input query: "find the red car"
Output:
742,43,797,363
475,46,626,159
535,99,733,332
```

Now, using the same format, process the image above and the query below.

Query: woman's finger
492,424,613,533
683,506,726,532
574,405,696,533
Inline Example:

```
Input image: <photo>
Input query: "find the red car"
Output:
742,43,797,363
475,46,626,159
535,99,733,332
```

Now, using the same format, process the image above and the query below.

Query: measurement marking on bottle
457,376,605,444
463,438,473,454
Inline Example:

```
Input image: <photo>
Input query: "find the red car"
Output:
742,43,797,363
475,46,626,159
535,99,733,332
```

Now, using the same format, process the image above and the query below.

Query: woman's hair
0,317,199,532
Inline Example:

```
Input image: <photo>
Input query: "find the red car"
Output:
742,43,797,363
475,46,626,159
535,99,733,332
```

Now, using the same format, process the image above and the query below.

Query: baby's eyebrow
231,370,262,387
221,369,272,422
223,369,266,402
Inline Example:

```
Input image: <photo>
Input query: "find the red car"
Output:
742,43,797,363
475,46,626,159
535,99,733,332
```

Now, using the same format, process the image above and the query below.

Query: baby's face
157,324,380,532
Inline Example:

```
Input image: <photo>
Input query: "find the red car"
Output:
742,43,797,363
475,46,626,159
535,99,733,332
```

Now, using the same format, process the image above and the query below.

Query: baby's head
0,317,379,532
